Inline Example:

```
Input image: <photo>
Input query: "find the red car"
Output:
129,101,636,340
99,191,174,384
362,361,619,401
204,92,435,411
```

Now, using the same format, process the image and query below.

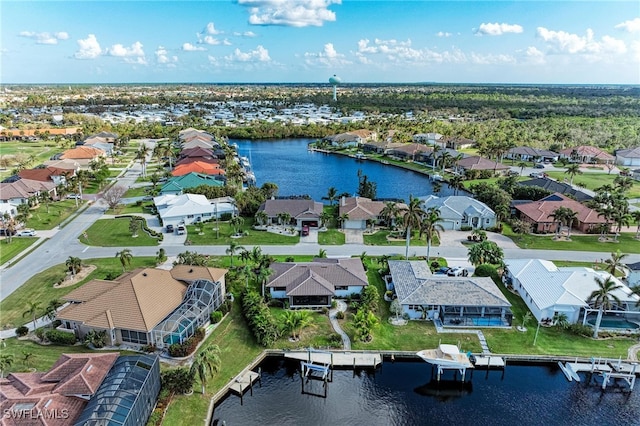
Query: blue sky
1,1,639,84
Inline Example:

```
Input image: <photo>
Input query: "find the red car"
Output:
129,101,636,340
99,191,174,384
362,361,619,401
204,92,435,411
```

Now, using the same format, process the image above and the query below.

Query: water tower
329,74,342,102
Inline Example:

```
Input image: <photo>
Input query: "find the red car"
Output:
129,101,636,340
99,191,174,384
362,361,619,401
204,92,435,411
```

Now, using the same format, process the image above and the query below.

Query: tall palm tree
190,345,221,394
229,215,244,235
632,211,640,239
517,161,527,176
564,163,582,186
319,211,332,228
115,248,133,272
448,175,465,196
255,267,273,298
45,299,63,323
604,250,628,276
587,276,622,338
400,196,425,259
22,301,42,331
564,208,578,238
226,240,243,268
323,186,338,206
338,213,349,229
549,207,568,238
254,210,268,226
420,207,444,262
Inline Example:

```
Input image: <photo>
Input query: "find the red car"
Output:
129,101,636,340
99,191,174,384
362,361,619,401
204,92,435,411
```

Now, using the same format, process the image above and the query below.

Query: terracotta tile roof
172,161,224,177
339,197,391,221
60,146,105,160
0,179,55,200
41,353,119,395
17,168,67,182
175,157,220,167
58,268,188,332
170,265,227,283
559,145,614,160
514,193,606,224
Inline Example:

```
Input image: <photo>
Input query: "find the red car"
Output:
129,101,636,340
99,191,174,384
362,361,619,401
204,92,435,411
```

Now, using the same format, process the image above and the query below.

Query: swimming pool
587,316,639,330
470,318,505,326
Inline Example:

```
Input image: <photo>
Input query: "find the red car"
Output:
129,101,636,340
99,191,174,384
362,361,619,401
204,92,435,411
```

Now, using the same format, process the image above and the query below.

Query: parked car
301,225,309,236
434,267,450,275
16,229,37,237
529,172,547,179
534,163,546,169
66,194,81,199
447,266,468,277
166,224,174,233
176,225,186,235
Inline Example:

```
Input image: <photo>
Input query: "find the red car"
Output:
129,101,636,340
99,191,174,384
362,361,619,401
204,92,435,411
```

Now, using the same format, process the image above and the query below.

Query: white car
447,266,468,277
16,229,37,237
66,194,82,199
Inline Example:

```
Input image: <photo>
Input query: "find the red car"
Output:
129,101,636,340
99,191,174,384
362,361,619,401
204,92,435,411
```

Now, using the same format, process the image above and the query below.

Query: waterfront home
154,193,236,226
504,259,639,325
178,146,218,161
384,143,433,161
413,133,443,145
518,178,592,202
615,147,640,167
633,169,640,182
257,199,323,229
387,260,512,325
513,193,606,234
441,136,475,150
0,178,57,205
171,160,224,177
338,196,405,230
159,172,224,195
559,145,614,164
323,129,376,148
419,195,496,230
266,258,368,308
506,146,559,163
455,156,509,175
56,266,227,349
181,139,216,150
175,156,220,168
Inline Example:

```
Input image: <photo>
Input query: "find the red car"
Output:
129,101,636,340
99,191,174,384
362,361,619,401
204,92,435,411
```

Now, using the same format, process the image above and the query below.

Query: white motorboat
416,344,473,368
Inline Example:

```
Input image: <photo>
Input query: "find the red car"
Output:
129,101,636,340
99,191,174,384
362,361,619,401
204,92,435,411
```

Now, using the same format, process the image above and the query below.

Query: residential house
154,193,236,226
442,136,475,150
419,195,496,230
266,258,368,308
338,196,405,230
60,146,106,167
633,169,640,182
181,139,215,150
257,199,323,228
159,172,224,195
518,178,592,202
559,145,614,164
323,129,376,148
18,166,70,186
504,258,639,324
455,156,510,175
42,158,81,175
384,143,433,161
387,260,512,325
0,204,17,219
57,266,227,349
626,261,640,287
413,133,443,145
178,146,218,161
361,140,394,154
0,352,119,426
171,160,224,177
615,147,640,167
506,147,559,163
0,178,57,204
513,192,606,233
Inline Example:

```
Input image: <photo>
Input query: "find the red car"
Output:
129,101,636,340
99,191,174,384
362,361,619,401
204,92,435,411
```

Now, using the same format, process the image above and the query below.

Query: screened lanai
152,279,224,348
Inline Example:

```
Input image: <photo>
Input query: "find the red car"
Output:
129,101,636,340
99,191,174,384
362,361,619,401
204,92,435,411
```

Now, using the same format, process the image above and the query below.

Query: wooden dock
284,351,382,368
228,370,261,404
474,356,505,368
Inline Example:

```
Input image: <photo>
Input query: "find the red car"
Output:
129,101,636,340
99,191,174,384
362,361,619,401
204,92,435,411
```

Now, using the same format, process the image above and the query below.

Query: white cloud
223,39,232,46
201,36,221,45
475,22,523,36
304,42,351,67
470,52,516,65
537,27,627,56
357,38,467,65
233,31,257,37
524,46,545,64
436,31,452,38
74,34,102,59
106,41,147,64
615,18,640,33
225,45,271,62
238,0,340,27
155,46,178,66
203,22,222,35
182,43,206,51
19,31,69,45
630,40,640,62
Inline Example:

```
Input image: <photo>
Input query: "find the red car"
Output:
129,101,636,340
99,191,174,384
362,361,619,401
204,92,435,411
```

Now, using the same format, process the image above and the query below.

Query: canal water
235,139,455,202
212,357,640,426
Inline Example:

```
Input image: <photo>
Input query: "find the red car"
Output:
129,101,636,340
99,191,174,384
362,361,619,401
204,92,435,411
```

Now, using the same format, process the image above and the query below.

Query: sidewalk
329,300,350,350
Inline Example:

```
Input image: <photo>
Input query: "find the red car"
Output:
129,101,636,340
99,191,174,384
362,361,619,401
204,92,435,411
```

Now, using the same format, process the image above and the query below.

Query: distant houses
616,147,640,167
559,145,614,164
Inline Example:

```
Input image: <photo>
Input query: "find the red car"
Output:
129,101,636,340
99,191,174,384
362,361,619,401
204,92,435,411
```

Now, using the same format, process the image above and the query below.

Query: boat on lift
416,344,474,369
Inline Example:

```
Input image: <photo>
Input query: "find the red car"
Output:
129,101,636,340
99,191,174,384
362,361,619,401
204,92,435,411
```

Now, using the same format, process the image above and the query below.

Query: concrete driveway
343,229,364,244
299,229,318,244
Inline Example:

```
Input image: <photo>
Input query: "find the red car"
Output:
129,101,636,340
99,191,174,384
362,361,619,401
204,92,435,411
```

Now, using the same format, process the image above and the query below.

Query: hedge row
241,290,279,347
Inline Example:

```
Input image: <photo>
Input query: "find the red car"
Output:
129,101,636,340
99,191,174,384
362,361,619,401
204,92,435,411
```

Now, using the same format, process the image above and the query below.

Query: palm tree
116,248,133,272
155,248,167,265
338,213,349,229
229,215,244,235
22,350,34,369
254,210,268,226
564,163,582,186
564,208,578,238
136,144,150,177
517,161,527,176
281,310,315,340
226,240,243,268
0,354,13,378
448,175,465,196
323,186,339,206
65,256,82,276
190,344,221,394
420,207,444,262
604,250,628,276
45,299,63,323
255,266,273,298
380,202,400,229
319,211,332,228
632,211,640,239
22,301,41,331
400,195,425,259
587,276,622,338
549,207,568,238
318,248,327,258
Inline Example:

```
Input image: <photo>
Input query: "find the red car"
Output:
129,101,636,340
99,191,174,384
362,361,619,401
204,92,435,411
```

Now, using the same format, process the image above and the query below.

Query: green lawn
185,219,299,245
364,230,430,247
546,171,640,198
503,225,639,252
318,229,345,245
79,218,160,246
0,237,38,265
106,202,155,215
0,256,157,329
26,200,82,230
123,186,152,198
0,141,60,181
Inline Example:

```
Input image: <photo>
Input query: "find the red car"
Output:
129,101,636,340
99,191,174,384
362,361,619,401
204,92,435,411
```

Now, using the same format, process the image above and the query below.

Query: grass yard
364,230,428,247
270,308,339,349
546,171,640,198
123,186,152,198
79,217,160,246
0,141,61,180
318,229,345,245
0,237,38,265
26,200,82,230
185,219,299,245
0,256,156,329
503,225,639,252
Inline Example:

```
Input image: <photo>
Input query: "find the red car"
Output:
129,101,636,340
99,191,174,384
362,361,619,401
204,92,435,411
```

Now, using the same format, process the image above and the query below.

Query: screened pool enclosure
152,279,224,348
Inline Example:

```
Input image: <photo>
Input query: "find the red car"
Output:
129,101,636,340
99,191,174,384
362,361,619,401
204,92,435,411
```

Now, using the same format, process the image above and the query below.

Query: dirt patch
54,265,97,288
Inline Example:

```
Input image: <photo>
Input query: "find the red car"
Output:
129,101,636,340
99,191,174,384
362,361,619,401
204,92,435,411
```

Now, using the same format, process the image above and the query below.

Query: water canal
235,139,455,202
212,357,640,426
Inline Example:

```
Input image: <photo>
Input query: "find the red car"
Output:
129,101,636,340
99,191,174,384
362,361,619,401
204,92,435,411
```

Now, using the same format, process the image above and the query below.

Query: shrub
220,212,233,221
460,225,472,232
15,326,29,337
241,290,279,346
328,333,343,347
335,311,345,320
474,264,498,278
566,323,592,337
44,329,77,345
210,311,223,324
161,367,194,395
34,328,45,340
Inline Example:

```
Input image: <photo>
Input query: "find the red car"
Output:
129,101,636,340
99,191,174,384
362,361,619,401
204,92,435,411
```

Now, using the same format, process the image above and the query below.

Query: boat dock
228,370,262,404
284,350,382,368
474,356,506,368
558,357,638,390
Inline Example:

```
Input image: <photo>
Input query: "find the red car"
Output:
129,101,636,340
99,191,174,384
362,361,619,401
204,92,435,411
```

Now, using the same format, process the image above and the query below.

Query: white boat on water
416,344,473,368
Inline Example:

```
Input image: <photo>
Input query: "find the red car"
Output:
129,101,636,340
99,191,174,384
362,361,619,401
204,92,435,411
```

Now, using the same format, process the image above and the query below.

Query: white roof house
615,147,640,167
504,259,639,324
419,195,496,230
154,194,237,227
